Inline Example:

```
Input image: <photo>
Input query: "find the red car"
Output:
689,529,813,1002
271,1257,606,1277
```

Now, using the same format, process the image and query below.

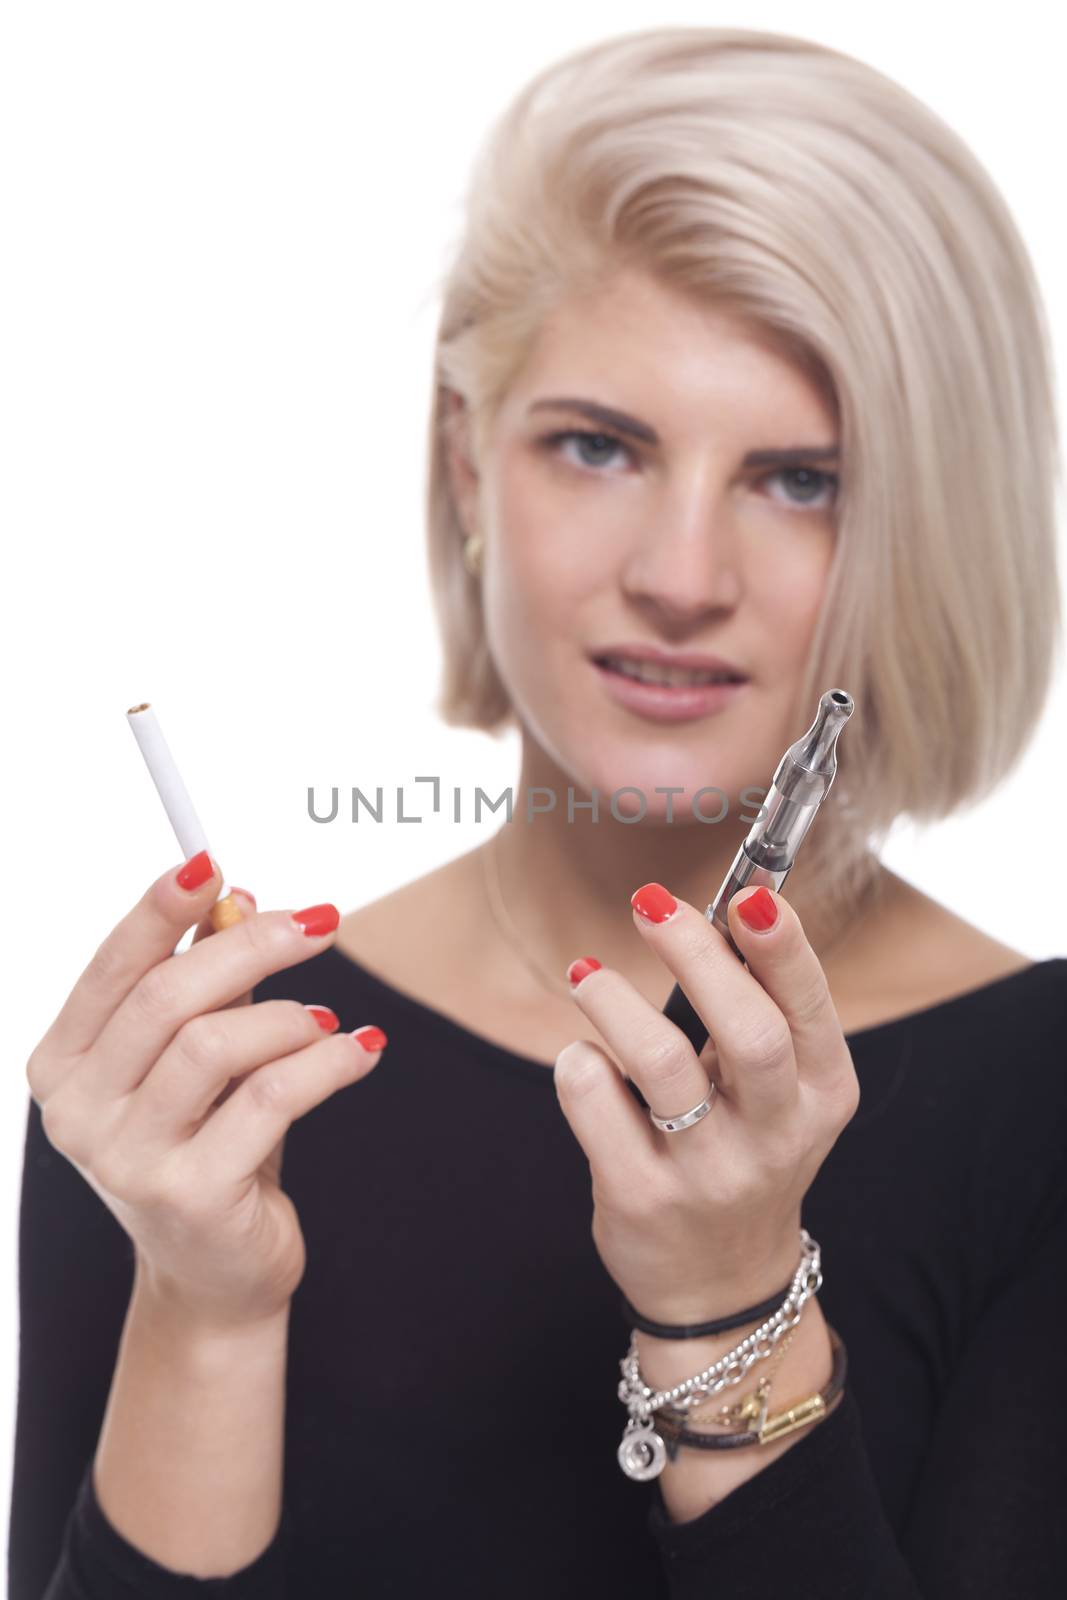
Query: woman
11,25,1066,1599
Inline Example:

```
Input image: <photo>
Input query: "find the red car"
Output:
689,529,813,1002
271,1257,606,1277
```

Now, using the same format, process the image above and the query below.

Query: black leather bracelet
620,1276,796,1340
656,1322,848,1456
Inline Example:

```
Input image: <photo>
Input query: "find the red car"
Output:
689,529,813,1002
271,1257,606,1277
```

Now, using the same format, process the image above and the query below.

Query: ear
441,387,481,538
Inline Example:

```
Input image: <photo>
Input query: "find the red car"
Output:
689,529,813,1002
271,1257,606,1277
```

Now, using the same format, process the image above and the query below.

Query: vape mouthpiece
772,689,854,814
745,687,854,874
784,689,854,783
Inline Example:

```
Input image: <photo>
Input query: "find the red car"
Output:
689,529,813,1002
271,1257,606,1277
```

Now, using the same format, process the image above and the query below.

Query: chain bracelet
677,1316,801,1430
616,1229,823,1479
618,1228,822,1419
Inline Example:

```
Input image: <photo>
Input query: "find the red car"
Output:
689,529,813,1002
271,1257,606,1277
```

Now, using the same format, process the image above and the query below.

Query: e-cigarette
662,689,854,1055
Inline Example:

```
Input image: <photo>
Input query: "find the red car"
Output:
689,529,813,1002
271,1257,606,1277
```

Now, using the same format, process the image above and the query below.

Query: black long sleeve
10,948,1066,1598
8,1093,292,1599
648,1182,1067,1595
41,1462,290,1599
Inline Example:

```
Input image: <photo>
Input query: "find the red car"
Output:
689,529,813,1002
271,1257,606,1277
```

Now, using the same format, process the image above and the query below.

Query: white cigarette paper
126,701,242,929
126,703,210,860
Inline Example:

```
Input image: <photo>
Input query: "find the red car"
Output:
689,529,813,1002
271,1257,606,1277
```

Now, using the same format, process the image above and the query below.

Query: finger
127,998,343,1150
90,904,342,1096
553,1038,660,1201
629,881,798,1125
566,956,716,1136
36,853,225,1068
726,886,851,1095
223,892,257,1011
188,1023,386,1184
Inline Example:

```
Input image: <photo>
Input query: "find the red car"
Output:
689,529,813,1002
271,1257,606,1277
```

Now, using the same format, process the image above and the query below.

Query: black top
10,946,1067,1599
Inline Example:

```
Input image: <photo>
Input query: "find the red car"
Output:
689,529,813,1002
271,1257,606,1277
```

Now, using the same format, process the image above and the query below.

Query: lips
591,650,747,689
596,657,742,688
588,642,747,681
590,657,749,723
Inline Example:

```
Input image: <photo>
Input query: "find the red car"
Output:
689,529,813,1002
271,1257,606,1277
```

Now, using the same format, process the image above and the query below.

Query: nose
619,472,743,628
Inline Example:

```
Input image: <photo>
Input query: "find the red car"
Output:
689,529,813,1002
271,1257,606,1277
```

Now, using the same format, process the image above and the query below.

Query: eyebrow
527,396,840,466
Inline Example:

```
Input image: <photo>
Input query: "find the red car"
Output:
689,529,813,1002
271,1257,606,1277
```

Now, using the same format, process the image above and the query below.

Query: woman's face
455,267,841,818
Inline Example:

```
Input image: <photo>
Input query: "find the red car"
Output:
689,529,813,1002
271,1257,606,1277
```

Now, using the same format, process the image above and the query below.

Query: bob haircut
426,25,1061,917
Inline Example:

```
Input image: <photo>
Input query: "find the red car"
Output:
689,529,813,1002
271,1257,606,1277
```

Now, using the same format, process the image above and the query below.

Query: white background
2,1,1064,1578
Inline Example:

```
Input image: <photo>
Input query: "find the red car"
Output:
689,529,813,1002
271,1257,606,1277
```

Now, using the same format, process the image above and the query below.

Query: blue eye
770,467,839,508
542,427,839,509
545,429,631,471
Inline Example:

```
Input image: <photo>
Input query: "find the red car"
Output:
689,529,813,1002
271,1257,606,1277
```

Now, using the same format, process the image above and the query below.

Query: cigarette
125,702,244,931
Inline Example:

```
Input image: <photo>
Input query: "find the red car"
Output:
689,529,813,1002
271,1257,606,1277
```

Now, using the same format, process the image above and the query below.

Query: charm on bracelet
617,1417,669,1481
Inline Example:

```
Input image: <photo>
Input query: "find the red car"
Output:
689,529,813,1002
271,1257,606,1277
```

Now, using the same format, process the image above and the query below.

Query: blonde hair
426,25,1062,917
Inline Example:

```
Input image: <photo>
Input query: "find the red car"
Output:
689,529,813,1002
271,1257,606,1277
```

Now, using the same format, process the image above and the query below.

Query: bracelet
619,1275,797,1340
680,1316,801,1429
656,1322,848,1458
616,1229,823,1481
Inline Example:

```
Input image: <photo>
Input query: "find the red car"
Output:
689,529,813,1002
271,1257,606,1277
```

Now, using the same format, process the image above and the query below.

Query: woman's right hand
24,853,387,1334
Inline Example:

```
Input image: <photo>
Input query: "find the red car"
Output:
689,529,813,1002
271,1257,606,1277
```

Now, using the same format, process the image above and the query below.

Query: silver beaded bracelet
616,1227,823,1481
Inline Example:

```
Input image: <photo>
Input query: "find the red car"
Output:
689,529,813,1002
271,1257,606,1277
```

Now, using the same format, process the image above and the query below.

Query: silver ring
648,1082,717,1134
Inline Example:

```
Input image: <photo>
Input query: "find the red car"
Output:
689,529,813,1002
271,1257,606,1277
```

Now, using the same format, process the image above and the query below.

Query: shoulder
906,877,1067,1029
828,868,1065,1037
883,876,1067,1112
870,871,1041,1004
866,882,1067,1229
913,891,1067,1025
895,874,1029,968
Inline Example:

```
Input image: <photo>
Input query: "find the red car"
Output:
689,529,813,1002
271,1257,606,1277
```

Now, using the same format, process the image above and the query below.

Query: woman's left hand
554,883,861,1324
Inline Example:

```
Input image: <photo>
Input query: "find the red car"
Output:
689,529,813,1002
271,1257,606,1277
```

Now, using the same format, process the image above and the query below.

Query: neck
483,740,882,1010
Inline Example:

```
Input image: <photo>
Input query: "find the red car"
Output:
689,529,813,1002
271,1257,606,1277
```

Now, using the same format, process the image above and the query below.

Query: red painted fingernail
738,886,778,931
352,1025,388,1052
567,956,602,987
291,903,340,937
304,1005,339,1032
231,886,257,909
631,882,678,923
176,850,215,891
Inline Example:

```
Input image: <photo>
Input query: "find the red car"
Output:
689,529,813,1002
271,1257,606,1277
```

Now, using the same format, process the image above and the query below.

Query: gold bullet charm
759,1392,826,1445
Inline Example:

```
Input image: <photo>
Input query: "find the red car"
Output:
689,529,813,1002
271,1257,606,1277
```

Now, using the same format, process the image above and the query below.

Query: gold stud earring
462,533,484,576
